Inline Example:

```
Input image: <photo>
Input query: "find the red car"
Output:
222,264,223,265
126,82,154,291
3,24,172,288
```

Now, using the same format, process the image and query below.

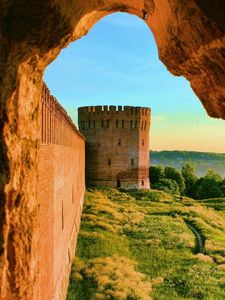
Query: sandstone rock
0,1,225,299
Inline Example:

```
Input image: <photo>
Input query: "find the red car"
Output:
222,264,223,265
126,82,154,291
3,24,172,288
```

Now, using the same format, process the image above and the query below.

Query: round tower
78,105,151,189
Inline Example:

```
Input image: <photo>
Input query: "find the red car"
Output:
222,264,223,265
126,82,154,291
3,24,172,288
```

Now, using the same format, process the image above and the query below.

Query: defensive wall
37,83,85,300
78,105,150,189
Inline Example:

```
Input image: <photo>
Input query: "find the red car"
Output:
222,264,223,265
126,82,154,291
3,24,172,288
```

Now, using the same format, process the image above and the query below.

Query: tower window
130,120,133,129
144,121,147,130
101,120,104,128
107,120,110,128
116,119,119,128
108,158,111,166
93,120,96,128
142,139,144,146
142,180,144,186
135,120,138,128
131,158,134,166
141,121,144,130
118,139,121,146
122,120,124,128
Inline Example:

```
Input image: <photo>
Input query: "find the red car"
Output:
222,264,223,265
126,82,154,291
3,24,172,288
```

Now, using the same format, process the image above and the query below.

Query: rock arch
0,1,225,299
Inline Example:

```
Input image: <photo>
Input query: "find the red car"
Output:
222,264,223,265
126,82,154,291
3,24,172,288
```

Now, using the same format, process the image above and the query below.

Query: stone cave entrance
1,1,225,299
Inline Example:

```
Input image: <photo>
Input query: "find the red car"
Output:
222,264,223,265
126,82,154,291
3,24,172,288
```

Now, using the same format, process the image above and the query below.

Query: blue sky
44,12,225,153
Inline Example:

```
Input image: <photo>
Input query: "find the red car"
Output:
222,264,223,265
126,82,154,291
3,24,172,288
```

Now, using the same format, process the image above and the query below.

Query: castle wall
78,106,150,189
38,84,85,300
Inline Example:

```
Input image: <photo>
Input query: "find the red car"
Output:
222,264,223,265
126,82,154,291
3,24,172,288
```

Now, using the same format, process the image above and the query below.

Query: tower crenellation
78,105,151,131
78,105,151,189
78,105,150,115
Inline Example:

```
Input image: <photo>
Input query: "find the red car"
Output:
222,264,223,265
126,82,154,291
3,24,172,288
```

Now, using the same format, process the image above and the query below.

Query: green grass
197,198,225,212
67,187,225,300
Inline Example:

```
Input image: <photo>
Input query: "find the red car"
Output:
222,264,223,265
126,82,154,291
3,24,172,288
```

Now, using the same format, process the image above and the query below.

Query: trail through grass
67,188,225,300
184,221,205,253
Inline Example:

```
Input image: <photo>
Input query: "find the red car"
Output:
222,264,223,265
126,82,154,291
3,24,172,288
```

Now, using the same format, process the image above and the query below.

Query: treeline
150,150,225,177
150,163,225,199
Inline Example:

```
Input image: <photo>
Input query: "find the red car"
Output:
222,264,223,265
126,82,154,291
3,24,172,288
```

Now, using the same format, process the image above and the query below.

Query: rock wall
37,84,85,300
0,1,225,299
78,105,150,189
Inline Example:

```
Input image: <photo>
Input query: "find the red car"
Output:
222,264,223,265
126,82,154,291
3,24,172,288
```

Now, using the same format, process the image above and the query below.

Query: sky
44,12,225,153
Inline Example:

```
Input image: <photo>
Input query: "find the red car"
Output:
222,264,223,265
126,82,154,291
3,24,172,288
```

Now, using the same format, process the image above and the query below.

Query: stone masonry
38,84,85,300
78,105,151,189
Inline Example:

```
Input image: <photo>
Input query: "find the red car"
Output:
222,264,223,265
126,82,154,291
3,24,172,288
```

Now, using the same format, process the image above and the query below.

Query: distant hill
150,150,225,177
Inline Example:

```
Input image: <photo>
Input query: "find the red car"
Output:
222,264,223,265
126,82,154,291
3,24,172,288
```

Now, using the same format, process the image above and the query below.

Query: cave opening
44,12,225,153
1,3,225,299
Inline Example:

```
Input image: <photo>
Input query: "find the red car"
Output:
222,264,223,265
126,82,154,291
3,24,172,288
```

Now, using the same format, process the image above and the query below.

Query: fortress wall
38,84,85,300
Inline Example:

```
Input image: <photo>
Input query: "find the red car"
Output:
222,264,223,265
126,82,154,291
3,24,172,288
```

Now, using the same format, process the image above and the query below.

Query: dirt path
185,221,204,253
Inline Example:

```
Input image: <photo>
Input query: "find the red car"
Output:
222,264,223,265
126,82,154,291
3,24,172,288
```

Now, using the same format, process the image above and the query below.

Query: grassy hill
150,150,225,177
67,188,225,300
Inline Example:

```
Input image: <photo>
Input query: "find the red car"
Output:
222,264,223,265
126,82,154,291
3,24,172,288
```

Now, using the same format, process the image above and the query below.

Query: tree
164,166,185,194
181,163,197,197
149,165,164,185
220,178,225,197
206,169,222,182
155,178,180,195
195,169,223,199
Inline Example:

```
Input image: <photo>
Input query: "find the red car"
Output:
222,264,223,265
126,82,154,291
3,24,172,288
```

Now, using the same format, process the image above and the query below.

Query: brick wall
78,105,150,189
37,83,85,300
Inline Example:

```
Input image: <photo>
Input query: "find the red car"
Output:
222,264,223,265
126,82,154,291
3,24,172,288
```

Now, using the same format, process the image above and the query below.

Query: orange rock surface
0,1,225,299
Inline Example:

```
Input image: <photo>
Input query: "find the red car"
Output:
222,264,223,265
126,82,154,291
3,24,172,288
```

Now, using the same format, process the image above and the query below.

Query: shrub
146,191,161,202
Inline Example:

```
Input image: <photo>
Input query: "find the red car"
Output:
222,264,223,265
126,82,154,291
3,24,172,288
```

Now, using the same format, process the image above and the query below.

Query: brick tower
78,105,151,189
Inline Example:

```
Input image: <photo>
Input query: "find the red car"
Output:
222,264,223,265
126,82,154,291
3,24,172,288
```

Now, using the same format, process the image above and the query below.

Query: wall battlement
42,83,84,145
78,105,151,116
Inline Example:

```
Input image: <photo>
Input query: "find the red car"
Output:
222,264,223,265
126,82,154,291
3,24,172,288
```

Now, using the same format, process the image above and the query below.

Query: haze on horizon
44,12,225,154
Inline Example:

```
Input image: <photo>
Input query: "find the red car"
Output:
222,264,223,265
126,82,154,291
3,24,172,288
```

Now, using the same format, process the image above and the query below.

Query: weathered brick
78,105,150,189
37,84,85,300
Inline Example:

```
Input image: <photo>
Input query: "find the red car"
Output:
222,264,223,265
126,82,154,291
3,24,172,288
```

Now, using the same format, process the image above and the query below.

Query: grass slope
67,188,225,300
